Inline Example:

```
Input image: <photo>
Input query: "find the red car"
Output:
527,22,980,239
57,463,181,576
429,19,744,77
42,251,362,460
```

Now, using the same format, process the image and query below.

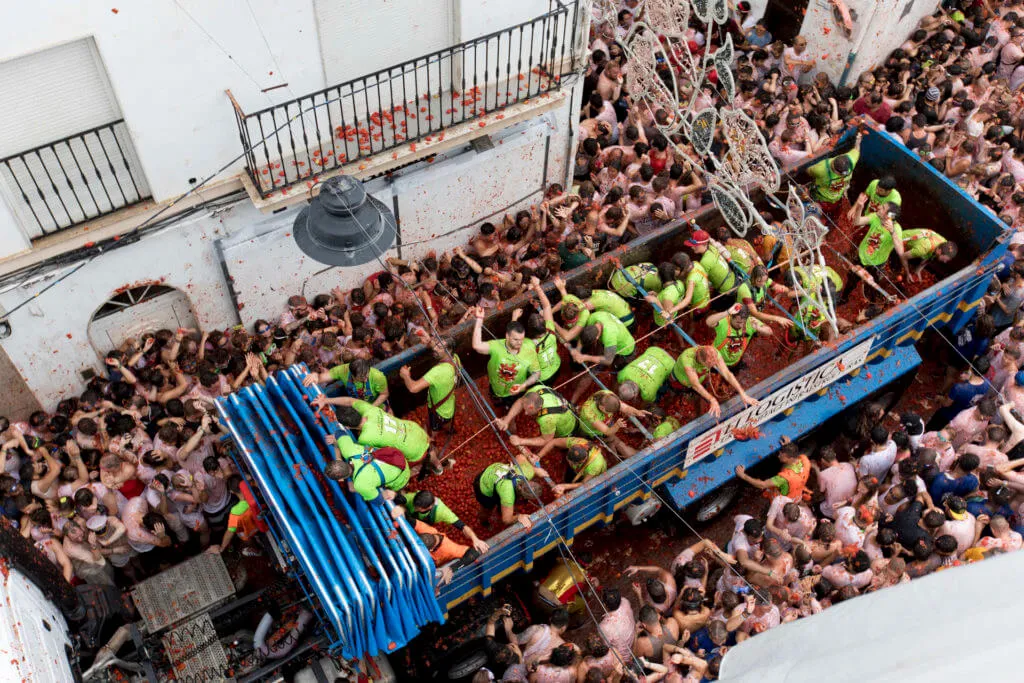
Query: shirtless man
632,605,680,662
518,608,570,668
625,564,677,616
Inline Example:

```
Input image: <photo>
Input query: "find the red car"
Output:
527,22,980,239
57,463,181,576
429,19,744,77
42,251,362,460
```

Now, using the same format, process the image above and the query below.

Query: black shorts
428,409,454,434
611,352,636,372
473,471,500,509
204,504,231,529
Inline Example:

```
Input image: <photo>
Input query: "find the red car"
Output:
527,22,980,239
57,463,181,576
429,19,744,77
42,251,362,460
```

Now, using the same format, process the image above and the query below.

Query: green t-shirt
528,386,577,437
902,229,946,261
578,390,616,437
701,244,735,292
560,294,591,329
487,338,540,397
858,214,903,267
534,321,561,382
687,264,712,310
618,346,675,402
736,277,773,308
403,492,459,525
653,280,685,326
726,240,757,275
589,289,634,322
329,364,388,401
352,400,430,462
791,298,828,341
558,242,589,271
807,148,860,203
793,265,843,294
563,437,606,479
652,417,682,439
713,316,758,367
672,347,711,387
588,311,636,356
422,355,460,420
479,461,535,507
333,434,369,461
609,263,661,298
350,450,410,501
863,179,902,215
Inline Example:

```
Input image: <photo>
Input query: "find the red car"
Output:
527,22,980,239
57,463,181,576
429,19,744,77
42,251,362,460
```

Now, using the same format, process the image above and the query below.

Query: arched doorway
87,283,198,354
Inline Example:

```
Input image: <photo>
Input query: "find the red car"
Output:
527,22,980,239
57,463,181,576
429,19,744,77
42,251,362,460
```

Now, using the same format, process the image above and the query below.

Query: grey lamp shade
292,175,397,267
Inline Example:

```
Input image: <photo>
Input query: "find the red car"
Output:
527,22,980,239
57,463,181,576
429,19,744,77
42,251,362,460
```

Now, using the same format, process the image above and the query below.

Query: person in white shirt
782,37,816,83
938,496,981,557
814,446,858,519
857,426,897,481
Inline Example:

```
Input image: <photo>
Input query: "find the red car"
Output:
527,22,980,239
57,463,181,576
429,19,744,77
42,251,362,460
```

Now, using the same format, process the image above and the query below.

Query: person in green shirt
558,232,592,271
787,283,853,344
806,131,862,212
399,339,460,434
497,386,577,441
526,278,562,382
609,262,662,299
552,277,635,332
650,408,682,440
706,305,773,367
669,345,758,418
685,230,735,294
472,307,541,410
547,439,608,496
850,175,902,219
723,237,763,276
403,490,489,553
852,202,908,275
574,311,637,368
736,265,793,328
901,228,957,280
323,433,410,503
617,346,676,405
302,358,389,407
577,390,649,457
317,395,440,476
473,451,547,529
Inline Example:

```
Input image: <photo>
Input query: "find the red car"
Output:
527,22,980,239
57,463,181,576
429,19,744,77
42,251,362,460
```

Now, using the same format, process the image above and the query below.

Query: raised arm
471,308,491,355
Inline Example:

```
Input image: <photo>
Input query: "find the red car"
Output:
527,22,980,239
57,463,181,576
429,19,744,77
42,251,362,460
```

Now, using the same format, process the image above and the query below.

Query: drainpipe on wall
838,0,885,86
563,0,593,189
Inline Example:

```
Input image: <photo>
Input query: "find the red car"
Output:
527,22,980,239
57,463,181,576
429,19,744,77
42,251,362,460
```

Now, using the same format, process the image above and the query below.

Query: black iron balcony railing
230,0,581,199
0,119,151,239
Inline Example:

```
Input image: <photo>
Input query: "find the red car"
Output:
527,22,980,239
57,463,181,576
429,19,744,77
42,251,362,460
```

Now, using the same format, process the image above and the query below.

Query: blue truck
215,127,1008,659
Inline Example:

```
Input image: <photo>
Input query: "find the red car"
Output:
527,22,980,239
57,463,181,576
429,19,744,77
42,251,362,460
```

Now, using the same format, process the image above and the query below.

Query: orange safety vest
768,454,811,502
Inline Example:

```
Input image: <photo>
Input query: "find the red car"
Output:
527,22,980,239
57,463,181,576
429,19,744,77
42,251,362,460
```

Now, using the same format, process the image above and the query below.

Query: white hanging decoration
644,0,690,38
711,0,730,26
690,0,713,24
622,25,678,111
710,182,753,237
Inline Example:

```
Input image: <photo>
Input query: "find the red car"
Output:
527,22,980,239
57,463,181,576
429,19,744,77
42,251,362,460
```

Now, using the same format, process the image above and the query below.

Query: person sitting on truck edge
496,386,577,442
686,229,736,296
472,306,541,412
472,450,547,530
316,395,441,477
735,437,812,502
414,518,480,586
404,490,489,553
669,345,759,418
850,174,902,219
608,262,662,300
399,338,460,435
531,438,609,497
736,264,794,328
706,304,773,369
617,346,676,406
806,130,863,215
577,390,648,458
302,358,390,409
901,228,957,281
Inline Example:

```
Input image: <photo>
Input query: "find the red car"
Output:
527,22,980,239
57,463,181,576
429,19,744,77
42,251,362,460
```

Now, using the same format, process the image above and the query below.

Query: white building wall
799,0,941,85
0,93,576,407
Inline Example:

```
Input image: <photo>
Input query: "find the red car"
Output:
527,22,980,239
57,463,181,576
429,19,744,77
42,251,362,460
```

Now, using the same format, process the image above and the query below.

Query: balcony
0,120,151,239
229,0,583,208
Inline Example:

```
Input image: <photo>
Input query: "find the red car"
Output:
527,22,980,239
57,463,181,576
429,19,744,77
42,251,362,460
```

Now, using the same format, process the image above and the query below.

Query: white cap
86,515,108,531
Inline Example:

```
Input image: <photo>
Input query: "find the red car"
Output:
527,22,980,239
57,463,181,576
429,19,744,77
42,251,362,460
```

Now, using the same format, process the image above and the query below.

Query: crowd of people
3,0,1024,680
